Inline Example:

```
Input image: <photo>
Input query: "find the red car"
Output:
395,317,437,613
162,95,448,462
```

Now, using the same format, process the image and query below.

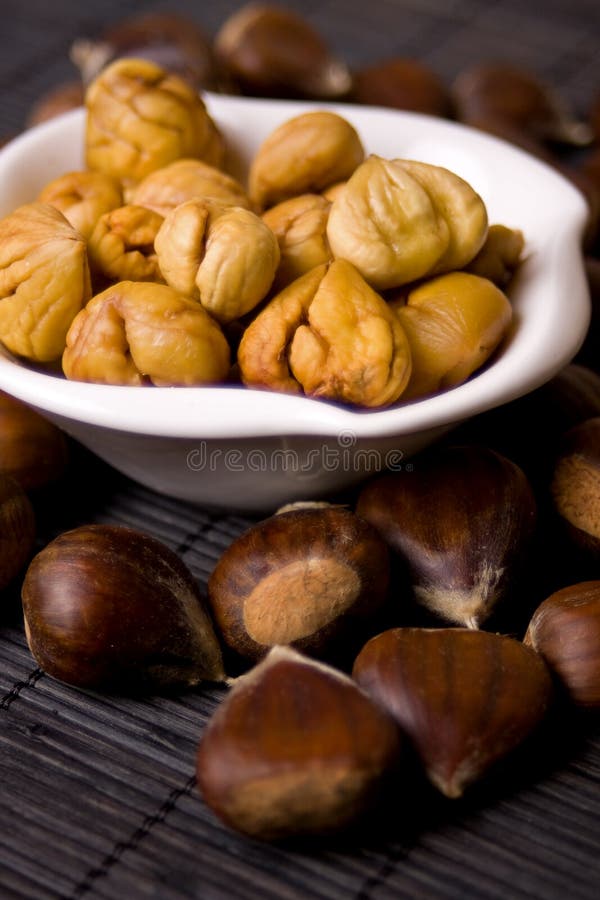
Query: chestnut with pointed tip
452,63,593,148
22,524,225,690
214,4,352,100
197,645,402,840
207,506,390,662
524,582,600,709
353,627,553,798
356,446,536,628
71,12,222,90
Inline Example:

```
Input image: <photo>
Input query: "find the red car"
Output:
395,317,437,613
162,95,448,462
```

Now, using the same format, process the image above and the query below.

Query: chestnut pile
0,49,522,409
12,4,600,365
1,0,600,848
12,364,600,841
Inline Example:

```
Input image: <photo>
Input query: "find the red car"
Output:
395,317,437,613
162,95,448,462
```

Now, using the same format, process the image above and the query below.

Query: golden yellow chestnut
327,156,487,289
0,203,91,362
130,158,251,217
63,281,230,386
38,170,123,240
392,272,512,400
262,193,332,288
238,260,411,407
85,58,224,187
249,111,364,209
155,200,280,323
465,224,525,287
88,205,165,283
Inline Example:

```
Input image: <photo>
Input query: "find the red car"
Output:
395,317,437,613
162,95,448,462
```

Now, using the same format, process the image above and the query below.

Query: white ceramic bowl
0,94,590,511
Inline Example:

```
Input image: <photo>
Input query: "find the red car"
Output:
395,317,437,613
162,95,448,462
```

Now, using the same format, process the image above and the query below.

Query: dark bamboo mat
1,1,600,898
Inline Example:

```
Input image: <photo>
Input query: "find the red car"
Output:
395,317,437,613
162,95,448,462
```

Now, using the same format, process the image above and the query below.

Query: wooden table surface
1,1,599,898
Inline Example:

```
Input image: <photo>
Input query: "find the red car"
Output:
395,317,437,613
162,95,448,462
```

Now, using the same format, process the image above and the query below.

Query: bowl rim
0,96,590,440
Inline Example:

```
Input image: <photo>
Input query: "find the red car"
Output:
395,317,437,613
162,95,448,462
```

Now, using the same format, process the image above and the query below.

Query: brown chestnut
71,12,223,90
214,3,352,100
22,524,224,690
550,417,600,563
197,645,402,840
524,582,600,709
357,446,536,628
0,392,68,491
208,506,390,662
0,473,35,594
353,58,453,118
354,628,553,798
452,63,593,148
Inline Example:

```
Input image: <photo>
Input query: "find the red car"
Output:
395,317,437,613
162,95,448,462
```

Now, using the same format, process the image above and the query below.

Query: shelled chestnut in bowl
0,94,589,511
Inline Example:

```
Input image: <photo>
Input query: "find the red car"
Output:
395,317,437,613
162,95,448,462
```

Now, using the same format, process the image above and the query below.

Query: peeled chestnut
525,582,600,709
22,524,224,690
208,506,390,662
353,58,453,118
71,12,222,90
353,628,553,798
197,645,402,840
0,473,35,594
550,417,600,563
0,392,68,490
357,446,536,628
214,4,352,100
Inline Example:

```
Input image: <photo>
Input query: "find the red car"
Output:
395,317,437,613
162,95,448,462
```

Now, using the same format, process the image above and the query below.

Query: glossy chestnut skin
214,4,352,100
525,582,600,709
0,392,68,491
197,646,402,840
452,63,592,148
357,446,536,628
22,524,224,690
0,473,35,593
208,507,390,662
72,12,223,90
353,628,553,798
353,58,453,117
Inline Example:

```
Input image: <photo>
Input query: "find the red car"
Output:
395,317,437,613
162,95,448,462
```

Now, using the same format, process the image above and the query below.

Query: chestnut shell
22,524,224,689
208,507,390,662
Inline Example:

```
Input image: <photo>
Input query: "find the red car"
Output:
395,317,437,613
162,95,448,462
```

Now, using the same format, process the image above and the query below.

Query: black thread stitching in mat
355,844,408,900
175,522,215,559
0,667,44,711
70,774,197,899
